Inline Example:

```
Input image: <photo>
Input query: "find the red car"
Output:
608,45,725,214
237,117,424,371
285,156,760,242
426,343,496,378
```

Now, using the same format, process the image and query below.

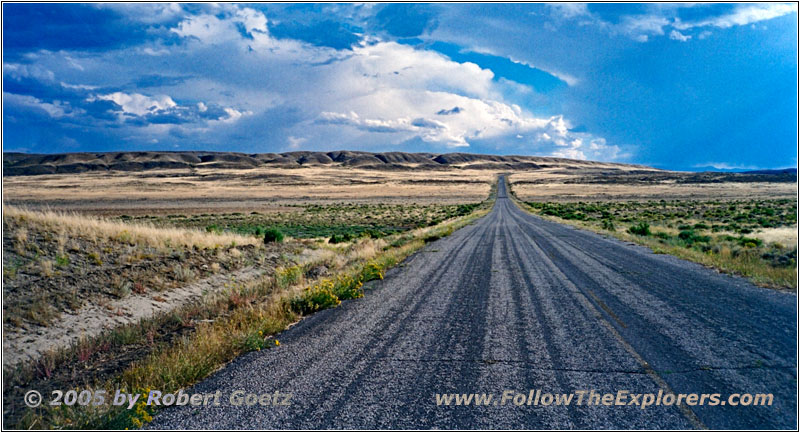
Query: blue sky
2,3,797,170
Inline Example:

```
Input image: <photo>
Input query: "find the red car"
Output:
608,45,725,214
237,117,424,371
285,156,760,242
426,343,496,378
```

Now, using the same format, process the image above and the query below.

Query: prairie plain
1,150,796,429
2,166,494,213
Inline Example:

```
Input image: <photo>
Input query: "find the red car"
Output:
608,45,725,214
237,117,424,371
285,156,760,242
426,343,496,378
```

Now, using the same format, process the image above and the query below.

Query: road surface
151,177,796,429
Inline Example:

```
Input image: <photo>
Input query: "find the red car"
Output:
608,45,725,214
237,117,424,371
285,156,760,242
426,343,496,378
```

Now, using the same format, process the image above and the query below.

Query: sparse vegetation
127,202,482,242
628,222,651,236
2,207,272,331
88,251,103,265
3,153,794,427
522,199,797,289
2,184,494,430
275,265,303,289
288,262,385,315
4,206,258,250
329,232,355,244
262,227,284,243
509,167,795,202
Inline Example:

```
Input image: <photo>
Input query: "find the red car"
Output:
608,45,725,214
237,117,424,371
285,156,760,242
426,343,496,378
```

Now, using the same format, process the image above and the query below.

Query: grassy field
3,206,269,330
506,170,797,289
2,179,495,429
3,161,795,428
510,168,796,201
514,197,797,289
1,166,495,214
123,203,481,241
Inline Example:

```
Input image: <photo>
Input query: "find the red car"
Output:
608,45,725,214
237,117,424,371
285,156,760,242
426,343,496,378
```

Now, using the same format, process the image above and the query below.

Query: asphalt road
151,177,796,429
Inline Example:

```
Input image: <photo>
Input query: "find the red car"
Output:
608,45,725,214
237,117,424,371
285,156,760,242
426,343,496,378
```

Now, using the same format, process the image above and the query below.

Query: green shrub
736,236,763,248
363,229,385,239
205,224,222,234
330,275,363,301
289,286,340,315
359,262,385,282
241,332,268,351
329,232,354,244
423,233,442,243
276,265,302,288
387,235,413,249
263,228,284,243
762,249,797,268
628,222,651,236
456,203,479,216
55,255,70,267
678,230,711,245
601,219,616,231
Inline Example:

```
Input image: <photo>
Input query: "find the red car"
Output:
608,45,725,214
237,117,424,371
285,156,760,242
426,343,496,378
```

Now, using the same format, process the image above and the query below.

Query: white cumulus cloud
9,4,622,160
93,92,177,116
674,3,796,30
669,30,691,42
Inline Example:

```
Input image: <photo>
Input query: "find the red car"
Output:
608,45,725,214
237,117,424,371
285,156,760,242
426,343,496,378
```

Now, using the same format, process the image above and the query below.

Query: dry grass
3,205,269,334
754,227,798,248
7,197,492,430
3,172,498,428
8,163,791,215
583,223,797,289
513,199,797,290
116,210,489,429
3,205,257,250
37,258,54,277
509,170,796,201
642,237,796,289
3,167,495,215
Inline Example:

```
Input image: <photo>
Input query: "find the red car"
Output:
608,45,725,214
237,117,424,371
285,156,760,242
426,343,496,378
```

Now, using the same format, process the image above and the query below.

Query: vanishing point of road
152,177,796,429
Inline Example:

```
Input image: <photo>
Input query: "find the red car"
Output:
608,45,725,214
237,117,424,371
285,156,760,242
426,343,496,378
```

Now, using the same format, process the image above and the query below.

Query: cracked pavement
151,177,796,429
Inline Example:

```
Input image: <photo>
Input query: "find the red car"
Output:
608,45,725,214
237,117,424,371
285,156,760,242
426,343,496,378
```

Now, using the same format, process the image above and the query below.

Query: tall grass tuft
4,206,257,250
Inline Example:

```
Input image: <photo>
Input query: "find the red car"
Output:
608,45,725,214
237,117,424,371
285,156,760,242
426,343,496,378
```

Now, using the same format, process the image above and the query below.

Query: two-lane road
152,177,796,429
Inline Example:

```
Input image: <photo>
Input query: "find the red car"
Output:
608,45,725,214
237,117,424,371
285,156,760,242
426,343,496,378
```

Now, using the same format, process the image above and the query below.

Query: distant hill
2,150,650,176
688,166,797,175
741,168,797,175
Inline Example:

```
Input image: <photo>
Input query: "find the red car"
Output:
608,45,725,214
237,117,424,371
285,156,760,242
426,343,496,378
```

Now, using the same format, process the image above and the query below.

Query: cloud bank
3,3,796,168
3,3,621,160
